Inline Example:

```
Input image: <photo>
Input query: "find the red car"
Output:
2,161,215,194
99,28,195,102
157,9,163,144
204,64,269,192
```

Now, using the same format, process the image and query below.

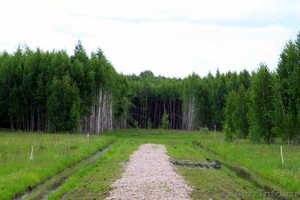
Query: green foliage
1,31,300,145
160,109,169,129
47,75,80,132
224,84,251,140
199,126,209,134
224,91,236,140
147,118,152,130
134,120,140,130
232,85,250,139
0,41,128,133
275,38,300,142
224,124,233,141
248,64,274,143
271,77,292,142
212,72,227,128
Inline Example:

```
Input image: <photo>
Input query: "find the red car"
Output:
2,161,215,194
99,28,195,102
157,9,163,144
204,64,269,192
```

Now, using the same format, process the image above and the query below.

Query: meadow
49,130,272,200
1,129,299,199
0,131,116,200
194,132,300,193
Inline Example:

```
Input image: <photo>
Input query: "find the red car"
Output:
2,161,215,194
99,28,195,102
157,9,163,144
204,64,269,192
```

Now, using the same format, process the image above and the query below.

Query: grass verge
2,129,299,199
48,138,143,199
195,131,300,195
0,131,115,200
49,130,265,199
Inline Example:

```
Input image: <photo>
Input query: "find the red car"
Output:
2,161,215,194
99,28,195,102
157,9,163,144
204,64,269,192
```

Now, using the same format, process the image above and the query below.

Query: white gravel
106,143,193,200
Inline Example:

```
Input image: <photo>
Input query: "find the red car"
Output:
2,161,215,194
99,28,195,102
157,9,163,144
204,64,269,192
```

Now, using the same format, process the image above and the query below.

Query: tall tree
276,38,300,142
248,64,274,143
232,84,250,139
212,73,227,129
224,90,236,140
47,75,80,132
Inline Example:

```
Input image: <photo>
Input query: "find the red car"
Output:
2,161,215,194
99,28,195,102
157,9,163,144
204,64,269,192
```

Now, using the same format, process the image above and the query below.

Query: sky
1,0,300,78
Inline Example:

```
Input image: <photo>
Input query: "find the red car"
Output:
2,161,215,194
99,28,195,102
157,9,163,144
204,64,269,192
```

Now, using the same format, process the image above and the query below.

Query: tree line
126,32,300,143
225,33,300,143
0,40,129,133
126,67,250,131
1,32,300,143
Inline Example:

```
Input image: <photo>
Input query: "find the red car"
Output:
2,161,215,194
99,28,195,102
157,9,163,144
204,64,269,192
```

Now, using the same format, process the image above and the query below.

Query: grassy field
1,129,299,199
49,130,266,200
194,132,300,193
0,131,116,200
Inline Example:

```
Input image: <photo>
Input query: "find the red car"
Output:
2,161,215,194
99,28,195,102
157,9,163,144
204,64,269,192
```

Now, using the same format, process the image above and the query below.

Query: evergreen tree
248,64,274,143
276,38,300,142
238,69,251,90
47,75,80,132
0,52,15,130
224,90,236,140
212,74,227,129
232,84,250,139
271,76,292,142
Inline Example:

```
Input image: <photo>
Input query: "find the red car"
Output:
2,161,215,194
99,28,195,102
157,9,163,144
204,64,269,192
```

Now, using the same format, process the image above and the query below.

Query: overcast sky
1,0,300,78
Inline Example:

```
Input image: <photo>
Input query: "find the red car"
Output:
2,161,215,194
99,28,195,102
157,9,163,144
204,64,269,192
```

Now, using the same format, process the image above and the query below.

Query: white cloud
3,0,300,21
80,20,291,78
0,0,297,78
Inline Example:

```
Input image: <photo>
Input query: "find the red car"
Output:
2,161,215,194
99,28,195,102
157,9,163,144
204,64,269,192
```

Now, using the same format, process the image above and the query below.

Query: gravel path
106,143,192,200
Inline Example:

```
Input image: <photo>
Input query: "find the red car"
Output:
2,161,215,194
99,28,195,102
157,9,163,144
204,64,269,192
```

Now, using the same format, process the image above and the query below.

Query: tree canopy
1,32,300,144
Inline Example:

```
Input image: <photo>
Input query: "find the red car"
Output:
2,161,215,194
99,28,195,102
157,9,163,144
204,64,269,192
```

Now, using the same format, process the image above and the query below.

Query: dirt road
106,143,192,200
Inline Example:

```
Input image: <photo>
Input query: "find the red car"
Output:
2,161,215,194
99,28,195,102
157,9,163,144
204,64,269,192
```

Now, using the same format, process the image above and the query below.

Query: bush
133,120,140,130
224,124,234,141
199,126,209,134
160,109,169,129
147,118,152,130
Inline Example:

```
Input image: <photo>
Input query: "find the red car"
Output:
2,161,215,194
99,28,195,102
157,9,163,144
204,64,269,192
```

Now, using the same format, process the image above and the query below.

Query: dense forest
1,32,300,143
0,41,129,133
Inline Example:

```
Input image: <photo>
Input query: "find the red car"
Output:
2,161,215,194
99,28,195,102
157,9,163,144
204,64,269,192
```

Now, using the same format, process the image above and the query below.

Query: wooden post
30,145,34,161
280,146,284,164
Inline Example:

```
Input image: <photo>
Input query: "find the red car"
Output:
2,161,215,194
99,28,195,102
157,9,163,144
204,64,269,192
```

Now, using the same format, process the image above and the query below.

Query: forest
0,32,300,143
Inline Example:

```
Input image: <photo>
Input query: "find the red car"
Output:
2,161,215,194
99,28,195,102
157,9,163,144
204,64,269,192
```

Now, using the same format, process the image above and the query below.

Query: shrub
199,126,209,134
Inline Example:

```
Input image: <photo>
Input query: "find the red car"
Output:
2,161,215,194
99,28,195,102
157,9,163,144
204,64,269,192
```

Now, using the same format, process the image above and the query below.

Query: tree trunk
97,86,102,134
110,93,113,131
155,105,157,128
31,105,34,132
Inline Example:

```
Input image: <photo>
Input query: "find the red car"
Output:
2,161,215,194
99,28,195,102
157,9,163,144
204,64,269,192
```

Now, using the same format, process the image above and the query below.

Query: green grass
1,129,299,199
0,131,116,200
49,130,265,199
48,138,143,200
162,136,263,200
194,131,300,193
